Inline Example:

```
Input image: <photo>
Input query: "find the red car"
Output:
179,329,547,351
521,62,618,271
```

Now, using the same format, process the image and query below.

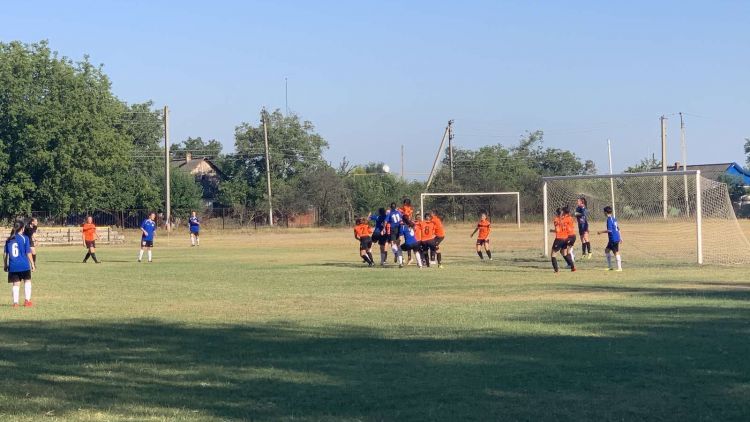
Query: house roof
171,157,227,179
651,162,750,183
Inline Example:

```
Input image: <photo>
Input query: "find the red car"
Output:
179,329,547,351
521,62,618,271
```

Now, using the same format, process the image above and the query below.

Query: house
171,153,227,207
657,162,750,185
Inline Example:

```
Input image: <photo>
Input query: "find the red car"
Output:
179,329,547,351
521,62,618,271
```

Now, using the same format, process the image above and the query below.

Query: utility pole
424,123,451,193
680,112,689,216
163,105,171,232
448,120,455,184
660,115,668,219
262,109,274,226
400,144,405,181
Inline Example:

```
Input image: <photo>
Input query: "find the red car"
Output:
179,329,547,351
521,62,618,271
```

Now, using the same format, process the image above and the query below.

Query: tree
171,137,222,159
167,170,203,218
745,138,750,167
625,156,661,173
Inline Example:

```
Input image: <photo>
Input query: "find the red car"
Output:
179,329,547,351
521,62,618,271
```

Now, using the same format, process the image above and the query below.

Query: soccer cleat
438,264,444,269
137,259,141,263
398,264,403,269
615,268,623,272
605,268,614,271
23,300,32,307
12,303,19,308
571,267,577,272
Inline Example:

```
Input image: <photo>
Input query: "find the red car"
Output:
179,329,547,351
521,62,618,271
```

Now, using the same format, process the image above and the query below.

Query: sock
407,250,412,261
362,253,372,264
486,250,492,259
24,281,31,301
84,252,91,262
606,252,612,269
91,253,98,263
437,253,442,265
147,250,152,261
415,252,423,268
569,249,575,262
196,237,199,246
563,254,574,269
391,244,399,257
477,251,484,259
616,254,622,270
32,254,36,265
11,285,19,304
398,253,403,265
138,250,144,261
586,242,591,254
191,235,195,246
552,257,559,272
367,252,374,263
383,251,387,264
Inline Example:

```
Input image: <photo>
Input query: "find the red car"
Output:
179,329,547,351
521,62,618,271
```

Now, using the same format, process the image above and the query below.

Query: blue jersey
5,234,31,272
141,219,156,241
606,216,621,242
370,214,387,234
575,206,589,227
400,225,418,246
387,209,403,230
189,216,200,233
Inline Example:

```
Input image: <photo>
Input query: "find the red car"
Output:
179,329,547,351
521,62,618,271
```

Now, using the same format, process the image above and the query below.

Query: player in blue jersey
138,212,157,263
400,220,424,268
369,208,389,265
597,206,622,271
4,220,35,307
386,203,404,266
575,197,592,259
189,211,201,247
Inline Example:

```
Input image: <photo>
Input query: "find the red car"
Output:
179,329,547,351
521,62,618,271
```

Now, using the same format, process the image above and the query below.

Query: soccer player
369,208,389,265
431,209,446,266
4,220,35,307
138,212,157,263
562,206,577,265
189,211,201,246
81,216,100,263
398,198,415,262
24,217,38,266
400,220,424,268
597,206,622,271
386,203,404,267
353,218,374,266
575,197,592,258
470,213,492,260
550,208,576,273
421,213,440,268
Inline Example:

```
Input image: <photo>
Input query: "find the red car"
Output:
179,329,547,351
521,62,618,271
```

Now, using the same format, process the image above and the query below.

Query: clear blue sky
3,1,748,176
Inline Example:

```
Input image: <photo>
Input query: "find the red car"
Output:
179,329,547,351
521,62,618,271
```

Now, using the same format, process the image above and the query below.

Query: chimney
185,152,192,163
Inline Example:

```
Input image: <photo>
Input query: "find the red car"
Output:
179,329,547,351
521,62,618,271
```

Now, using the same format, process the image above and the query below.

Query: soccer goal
420,192,521,228
542,170,750,265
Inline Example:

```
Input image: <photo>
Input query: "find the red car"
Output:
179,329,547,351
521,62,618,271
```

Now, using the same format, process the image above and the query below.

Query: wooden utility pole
424,123,451,192
448,120,455,184
262,109,274,226
680,112,689,216
163,105,171,231
660,115,668,219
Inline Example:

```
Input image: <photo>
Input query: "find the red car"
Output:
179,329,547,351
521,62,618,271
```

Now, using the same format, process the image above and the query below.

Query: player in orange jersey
562,206,577,267
81,216,100,264
550,208,576,273
470,213,492,260
421,213,440,268
431,210,446,266
353,218,374,266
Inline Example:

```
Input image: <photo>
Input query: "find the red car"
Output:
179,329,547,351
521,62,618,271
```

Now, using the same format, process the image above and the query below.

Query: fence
30,208,319,229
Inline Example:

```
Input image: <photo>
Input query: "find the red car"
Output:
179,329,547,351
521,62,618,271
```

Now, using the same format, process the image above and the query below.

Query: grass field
0,223,748,421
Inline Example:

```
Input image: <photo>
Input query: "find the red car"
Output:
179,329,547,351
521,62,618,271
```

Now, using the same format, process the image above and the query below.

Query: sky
2,0,749,177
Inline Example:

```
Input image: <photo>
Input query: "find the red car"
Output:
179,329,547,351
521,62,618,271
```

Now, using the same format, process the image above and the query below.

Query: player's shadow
0,296,747,420
306,262,375,268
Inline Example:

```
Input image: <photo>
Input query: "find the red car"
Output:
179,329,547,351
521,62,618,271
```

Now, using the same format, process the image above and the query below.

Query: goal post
420,192,521,228
542,170,750,265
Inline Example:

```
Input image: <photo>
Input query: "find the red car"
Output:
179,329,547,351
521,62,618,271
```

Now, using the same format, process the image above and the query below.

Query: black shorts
141,239,154,247
191,230,200,236
373,232,388,246
476,238,489,246
8,270,31,283
567,235,577,247
435,236,445,246
401,243,420,252
421,239,437,251
578,223,589,236
606,240,620,253
389,227,400,242
85,240,96,248
552,239,568,252
359,237,373,250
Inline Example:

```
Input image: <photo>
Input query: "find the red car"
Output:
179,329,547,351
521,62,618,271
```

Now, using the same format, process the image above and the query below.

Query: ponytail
7,220,25,242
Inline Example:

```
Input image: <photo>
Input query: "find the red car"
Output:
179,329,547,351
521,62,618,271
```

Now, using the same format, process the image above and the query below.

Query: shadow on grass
0,302,748,421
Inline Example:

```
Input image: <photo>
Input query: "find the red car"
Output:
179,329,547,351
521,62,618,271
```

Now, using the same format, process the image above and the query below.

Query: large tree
171,136,223,159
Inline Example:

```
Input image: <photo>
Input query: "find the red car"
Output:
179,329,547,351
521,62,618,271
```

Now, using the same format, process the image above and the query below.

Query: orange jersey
413,222,424,242
432,215,445,237
553,216,567,239
82,223,97,242
398,205,414,220
353,224,373,239
563,215,576,238
421,220,436,241
476,219,491,240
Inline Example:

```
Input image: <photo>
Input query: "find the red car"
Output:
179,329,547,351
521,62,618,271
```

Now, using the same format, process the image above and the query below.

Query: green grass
0,226,748,421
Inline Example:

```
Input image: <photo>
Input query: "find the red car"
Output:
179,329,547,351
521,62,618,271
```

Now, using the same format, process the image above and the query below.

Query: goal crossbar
420,192,521,228
543,170,698,182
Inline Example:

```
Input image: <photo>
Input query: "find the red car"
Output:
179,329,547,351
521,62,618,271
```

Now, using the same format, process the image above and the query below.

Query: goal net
543,171,750,265
420,192,521,227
